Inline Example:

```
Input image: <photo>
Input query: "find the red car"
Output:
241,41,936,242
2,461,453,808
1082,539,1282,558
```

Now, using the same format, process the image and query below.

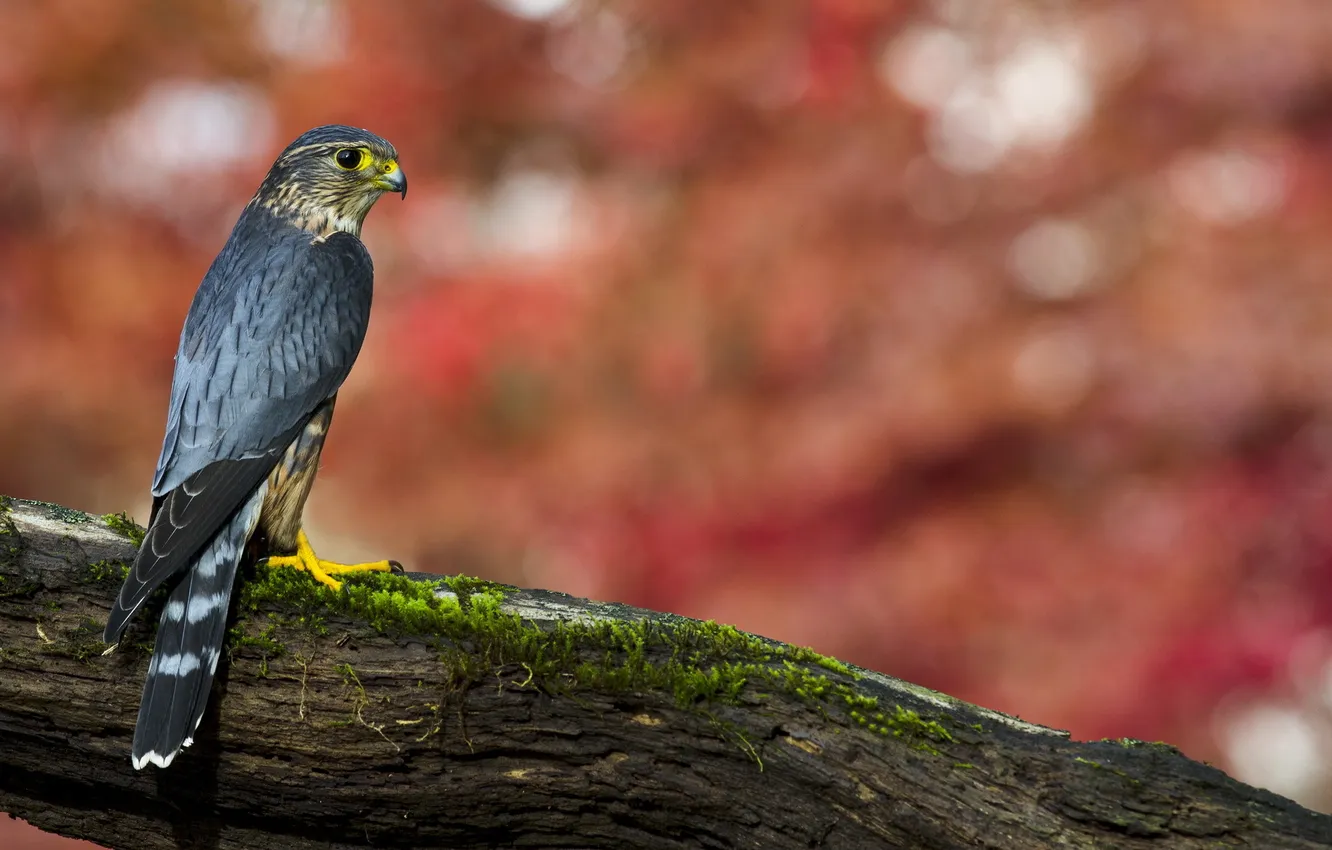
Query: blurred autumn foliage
10,0,1332,845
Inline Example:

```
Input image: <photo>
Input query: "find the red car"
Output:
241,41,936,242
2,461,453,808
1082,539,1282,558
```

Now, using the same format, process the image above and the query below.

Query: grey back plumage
154,210,373,495
107,210,373,640
105,198,379,769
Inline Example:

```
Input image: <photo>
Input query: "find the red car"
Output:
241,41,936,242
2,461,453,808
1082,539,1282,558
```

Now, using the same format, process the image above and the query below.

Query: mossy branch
1,497,1329,850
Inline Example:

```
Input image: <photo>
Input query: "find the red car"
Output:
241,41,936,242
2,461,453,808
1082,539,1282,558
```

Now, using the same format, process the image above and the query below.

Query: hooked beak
373,160,407,198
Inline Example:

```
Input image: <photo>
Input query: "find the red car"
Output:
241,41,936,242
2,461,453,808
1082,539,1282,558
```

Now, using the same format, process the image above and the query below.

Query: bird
103,124,407,770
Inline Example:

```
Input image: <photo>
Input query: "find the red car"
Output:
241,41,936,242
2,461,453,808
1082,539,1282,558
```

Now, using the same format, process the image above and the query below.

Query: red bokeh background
7,1,1332,845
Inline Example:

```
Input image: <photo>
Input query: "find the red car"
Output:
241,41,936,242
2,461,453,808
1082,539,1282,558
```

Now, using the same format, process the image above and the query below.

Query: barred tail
131,485,266,770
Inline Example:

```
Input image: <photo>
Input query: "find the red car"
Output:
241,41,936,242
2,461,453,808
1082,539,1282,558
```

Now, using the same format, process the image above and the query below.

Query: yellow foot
263,530,399,591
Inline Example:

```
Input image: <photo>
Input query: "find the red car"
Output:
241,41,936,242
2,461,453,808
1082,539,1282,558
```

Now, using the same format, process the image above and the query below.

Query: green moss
0,576,39,600
0,497,19,566
237,566,958,757
1101,738,1181,756
227,620,285,676
102,512,146,548
869,705,954,754
1075,754,1142,787
953,762,974,769
440,573,518,600
86,559,131,585
45,618,109,663
25,500,91,524
788,645,854,677
780,659,835,703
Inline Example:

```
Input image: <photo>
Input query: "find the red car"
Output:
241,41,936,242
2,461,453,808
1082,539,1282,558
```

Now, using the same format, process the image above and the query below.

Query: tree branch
1,496,1329,849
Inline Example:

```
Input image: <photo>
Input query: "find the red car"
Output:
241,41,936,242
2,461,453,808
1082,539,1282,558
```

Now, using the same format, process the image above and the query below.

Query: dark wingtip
104,604,128,645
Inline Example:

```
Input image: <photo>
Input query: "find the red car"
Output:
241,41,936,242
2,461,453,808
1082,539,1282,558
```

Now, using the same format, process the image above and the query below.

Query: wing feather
105,214,374,644
103,443,292,643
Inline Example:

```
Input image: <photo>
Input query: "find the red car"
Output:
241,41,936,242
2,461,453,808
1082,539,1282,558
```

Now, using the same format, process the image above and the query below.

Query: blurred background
7,0,1332,844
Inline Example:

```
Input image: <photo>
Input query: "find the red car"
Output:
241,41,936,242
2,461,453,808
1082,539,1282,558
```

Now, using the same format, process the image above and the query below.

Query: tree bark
0,496,1329,850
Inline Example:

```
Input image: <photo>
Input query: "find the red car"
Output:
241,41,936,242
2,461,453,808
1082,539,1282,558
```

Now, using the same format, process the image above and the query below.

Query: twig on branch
0,496,1329,849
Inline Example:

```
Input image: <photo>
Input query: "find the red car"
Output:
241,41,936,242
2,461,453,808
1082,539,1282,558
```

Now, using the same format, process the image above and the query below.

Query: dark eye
335,148,366,170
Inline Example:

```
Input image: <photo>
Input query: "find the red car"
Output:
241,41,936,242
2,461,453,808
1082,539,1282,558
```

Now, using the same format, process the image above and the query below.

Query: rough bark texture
0,496,1329,850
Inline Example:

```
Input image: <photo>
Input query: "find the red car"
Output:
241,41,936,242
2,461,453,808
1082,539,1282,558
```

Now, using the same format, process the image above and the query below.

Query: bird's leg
263,530,396,591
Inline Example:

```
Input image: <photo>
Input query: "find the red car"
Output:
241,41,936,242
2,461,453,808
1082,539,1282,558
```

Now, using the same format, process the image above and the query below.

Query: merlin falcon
104,125,406,769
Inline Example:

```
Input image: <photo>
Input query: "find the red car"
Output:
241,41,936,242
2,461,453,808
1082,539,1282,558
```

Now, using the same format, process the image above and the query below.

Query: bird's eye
334,148,367,170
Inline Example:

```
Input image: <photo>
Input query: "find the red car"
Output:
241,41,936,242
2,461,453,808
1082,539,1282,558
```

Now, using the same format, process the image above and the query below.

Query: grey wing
105,228,374,640
154,228,374,495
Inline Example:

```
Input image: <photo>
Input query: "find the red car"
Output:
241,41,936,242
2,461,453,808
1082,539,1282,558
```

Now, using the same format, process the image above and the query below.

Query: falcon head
254,124,406,237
